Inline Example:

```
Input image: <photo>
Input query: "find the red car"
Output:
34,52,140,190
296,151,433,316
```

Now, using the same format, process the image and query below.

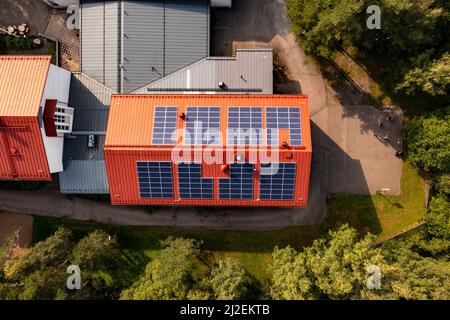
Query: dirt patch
0,212,33,248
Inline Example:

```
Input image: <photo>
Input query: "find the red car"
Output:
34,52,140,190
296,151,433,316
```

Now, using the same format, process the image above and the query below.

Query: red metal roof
106,94,311,151
0,117,51,180
105,95,312,207
0,56,51,117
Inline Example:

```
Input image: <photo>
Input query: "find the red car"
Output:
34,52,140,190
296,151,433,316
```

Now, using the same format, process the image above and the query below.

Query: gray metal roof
59,160,109,194
133,49,273,94
69,73,115,132
80,0,210,93
63,135,106,161
60,73,113,194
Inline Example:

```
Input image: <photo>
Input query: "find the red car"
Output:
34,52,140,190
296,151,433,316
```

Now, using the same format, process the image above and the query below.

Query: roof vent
218,81,226,89
235,154,244,163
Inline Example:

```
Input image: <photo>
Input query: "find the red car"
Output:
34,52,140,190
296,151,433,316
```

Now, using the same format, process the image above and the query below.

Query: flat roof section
133,49,273,94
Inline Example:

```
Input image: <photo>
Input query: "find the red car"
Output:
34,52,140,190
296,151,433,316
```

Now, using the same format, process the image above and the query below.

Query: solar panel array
178,163,214,199
152,106,178,145
219,163,254,199
227,107,263,146
266,107,302,146
185,107,221,145
260,163,296,200
137,162,174,198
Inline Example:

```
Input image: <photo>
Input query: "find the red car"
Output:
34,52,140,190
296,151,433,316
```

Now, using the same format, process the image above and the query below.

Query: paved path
0,147,327,230
212,0,403,195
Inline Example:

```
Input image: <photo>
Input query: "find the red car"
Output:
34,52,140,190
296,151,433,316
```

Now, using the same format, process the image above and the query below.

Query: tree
425,195,450,239
405,108,450,173
285,0,366,57
363,0,447,56
120,237,200,300
436,173,450,195
270,245,315,299
396,53,450,96
70,230,117,270
3,228,72,280
0,228,124,300
270,225,390,300
205,258,250,300
381,240,450,300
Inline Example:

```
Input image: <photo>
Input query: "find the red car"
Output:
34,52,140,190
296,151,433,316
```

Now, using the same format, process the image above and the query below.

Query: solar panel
227,107,262,146
266,107,302,146
260,163,296,200
219,163,254,199
152,106,178,145
137,162,174,198
185,107,221,145
178,163,214,199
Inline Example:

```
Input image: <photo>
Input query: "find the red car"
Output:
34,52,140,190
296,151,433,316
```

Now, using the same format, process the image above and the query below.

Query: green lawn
326,162,426,239
32,162,425,287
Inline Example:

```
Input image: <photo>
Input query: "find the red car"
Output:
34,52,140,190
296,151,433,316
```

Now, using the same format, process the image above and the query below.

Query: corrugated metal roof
59,160,109,194
106,95,310,150
69,73,115,131
80,0,209,93
80,1,120,92
0,56,51,117
164,0,210,75
60,72,113,194
133,49,273,94
63,135,106,160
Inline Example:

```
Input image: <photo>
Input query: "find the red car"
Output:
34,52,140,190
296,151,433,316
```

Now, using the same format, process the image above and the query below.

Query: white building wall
40,64,71,173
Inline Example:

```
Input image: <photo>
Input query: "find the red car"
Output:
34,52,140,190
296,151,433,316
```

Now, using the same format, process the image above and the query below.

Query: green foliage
70,230,117,270
3,228,72,280
270,225,450,300
396,53,450,96
286,0,450,107
0,228,125,300
405,108,450,173
0,35,41,52
286,0,366,57
205,258,250,300
426,195,450,239
407,232,450,256
381,240,450,300
270,225,388,299
436,173,450,195
120,237,200,300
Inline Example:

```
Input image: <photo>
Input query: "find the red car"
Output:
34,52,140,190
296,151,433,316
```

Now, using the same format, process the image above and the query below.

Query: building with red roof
105,95,312,207
0,56,73,180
